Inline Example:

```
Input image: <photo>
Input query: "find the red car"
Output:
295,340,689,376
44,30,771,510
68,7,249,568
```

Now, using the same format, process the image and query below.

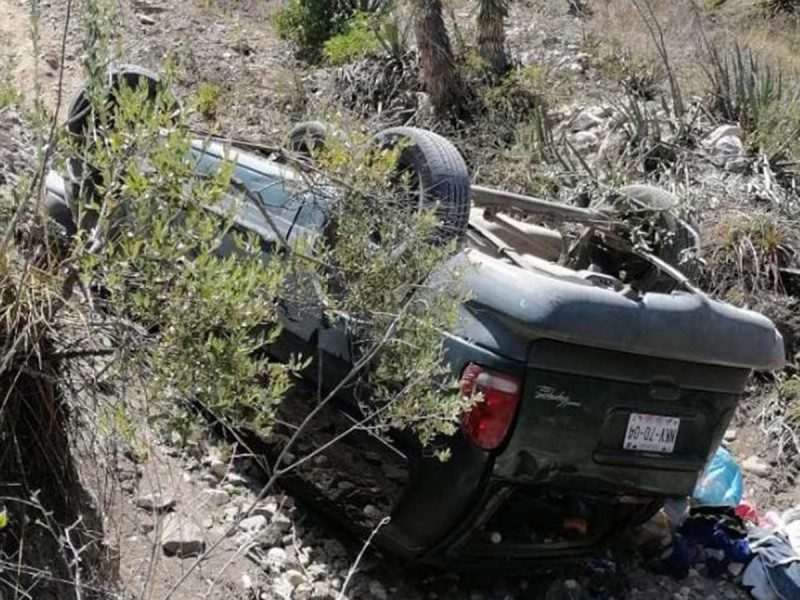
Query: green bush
323,13,381,65
275,0,352,60
275,0,392,61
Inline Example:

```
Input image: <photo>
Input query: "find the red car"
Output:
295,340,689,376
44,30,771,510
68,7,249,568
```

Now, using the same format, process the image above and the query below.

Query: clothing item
742,533,800,600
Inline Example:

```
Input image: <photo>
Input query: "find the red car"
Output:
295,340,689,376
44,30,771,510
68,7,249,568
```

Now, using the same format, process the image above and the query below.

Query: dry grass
585,0,800,96
585,0,712,94
702,211,799,294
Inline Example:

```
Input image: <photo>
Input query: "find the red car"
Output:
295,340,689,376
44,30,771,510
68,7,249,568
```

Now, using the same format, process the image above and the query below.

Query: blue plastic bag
692,446,743,507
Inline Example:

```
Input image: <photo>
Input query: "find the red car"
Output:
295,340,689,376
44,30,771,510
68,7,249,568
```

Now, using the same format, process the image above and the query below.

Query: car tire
64,64,173,231
373,127,471,244
287,121,335,157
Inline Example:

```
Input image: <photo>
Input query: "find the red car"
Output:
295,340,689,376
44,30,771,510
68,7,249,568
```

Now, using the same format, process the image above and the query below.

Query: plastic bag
692,446,743,507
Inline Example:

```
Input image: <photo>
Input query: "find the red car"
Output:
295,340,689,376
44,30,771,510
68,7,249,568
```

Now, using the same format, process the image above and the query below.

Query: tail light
460,363,522,450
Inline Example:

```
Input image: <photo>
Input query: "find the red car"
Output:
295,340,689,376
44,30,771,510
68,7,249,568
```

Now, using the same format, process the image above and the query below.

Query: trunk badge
535,386,581,408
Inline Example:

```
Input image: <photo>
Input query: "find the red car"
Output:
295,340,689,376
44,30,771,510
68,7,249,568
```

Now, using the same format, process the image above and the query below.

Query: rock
311,581,332,599
723,429,738,442
742,455,771,477
573,109,604,132
202,488,230,507
274,512,293,533
252,500,278,519
266,546,288,570
725,157,750,173
285,569,305,587
137,13,156,25
567,62,584,74
570,131,600,153
241,573,253,590
713,135,744,159
135,491,175,512
238,515,268,534
225,472,250,487
209,458,228,479
161,515,206,557
294,583,314,600
336,480,355,492
363,505,382,520
224,506,242,523
199,472,218,485
306,563,327,581
704,125,744,147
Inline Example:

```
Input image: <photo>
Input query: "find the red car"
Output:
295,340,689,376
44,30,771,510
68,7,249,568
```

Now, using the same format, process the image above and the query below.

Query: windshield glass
191,147,328,243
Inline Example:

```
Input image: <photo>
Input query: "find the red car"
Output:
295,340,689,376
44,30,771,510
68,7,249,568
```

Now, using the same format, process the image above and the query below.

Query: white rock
704,125,744,147
723,429,737,442
224,472,249,487
570,131,600,153
202,489,230,507
742,455,771,477
567,62,584,74
223,506,241,522
714,135,744,159
161,515,205,557
266,546,288,569
241,573,253,590
363,505,382,519
238,515,268,534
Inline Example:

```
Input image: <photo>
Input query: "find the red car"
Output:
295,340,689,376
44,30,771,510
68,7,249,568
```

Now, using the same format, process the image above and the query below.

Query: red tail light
460,363,522,450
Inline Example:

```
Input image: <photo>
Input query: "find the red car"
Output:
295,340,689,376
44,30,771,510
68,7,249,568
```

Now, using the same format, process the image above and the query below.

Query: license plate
623,413,680,453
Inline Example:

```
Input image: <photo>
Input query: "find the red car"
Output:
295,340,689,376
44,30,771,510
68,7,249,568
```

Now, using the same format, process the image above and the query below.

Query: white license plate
623,413,680,453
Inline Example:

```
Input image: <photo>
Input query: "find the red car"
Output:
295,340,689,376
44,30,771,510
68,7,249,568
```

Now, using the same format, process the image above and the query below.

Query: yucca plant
409,0,466,116
476,0,510,76
704,42,783,133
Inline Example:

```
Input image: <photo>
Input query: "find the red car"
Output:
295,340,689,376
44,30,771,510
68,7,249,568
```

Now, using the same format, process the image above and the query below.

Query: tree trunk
477,0,510,76
410,0,465,118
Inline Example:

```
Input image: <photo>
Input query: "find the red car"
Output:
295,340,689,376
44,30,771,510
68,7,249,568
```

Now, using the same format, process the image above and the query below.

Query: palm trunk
410,0,465,117
477,0,510,76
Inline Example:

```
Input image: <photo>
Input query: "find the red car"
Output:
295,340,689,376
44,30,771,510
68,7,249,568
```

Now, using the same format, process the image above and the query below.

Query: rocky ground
0,0,798,598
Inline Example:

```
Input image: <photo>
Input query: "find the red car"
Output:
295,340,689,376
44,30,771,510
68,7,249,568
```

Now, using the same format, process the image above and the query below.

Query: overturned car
44,67,785,570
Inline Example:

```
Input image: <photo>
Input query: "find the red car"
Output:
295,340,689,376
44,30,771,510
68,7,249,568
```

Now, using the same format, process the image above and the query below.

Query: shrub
704,42,800,165
323,13,381,65
275,0,353,60
702,212,799,295
194,80,226,120
275,0,391,61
